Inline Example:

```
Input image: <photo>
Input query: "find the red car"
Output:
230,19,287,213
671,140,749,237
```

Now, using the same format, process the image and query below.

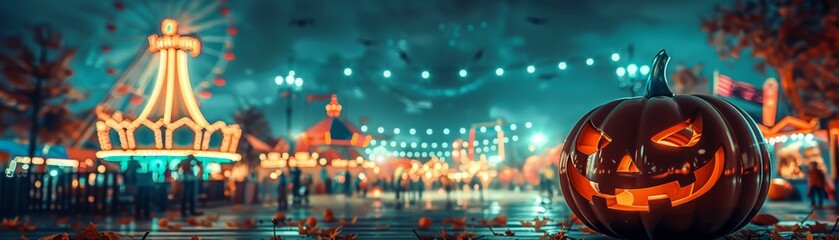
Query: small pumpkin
558,50,770,239
323,208,336,222
418,217,432,230
305,216,318,227
767,178,794,201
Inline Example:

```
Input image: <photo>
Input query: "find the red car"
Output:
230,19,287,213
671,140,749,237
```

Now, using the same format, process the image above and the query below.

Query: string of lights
271,51,629,80
359,121,534,136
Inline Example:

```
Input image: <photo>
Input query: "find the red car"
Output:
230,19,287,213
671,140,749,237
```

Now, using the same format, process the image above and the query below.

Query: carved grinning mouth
568,147,724,212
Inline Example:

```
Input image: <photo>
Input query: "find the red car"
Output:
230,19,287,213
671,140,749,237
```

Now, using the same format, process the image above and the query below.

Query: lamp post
275,70,304,153
616,63,651,97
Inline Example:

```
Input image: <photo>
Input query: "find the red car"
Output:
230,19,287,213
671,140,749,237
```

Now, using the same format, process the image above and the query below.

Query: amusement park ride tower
94,19,241,166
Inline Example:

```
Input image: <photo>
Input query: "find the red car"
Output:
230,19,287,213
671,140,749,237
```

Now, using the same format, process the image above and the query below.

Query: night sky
2,0,774,147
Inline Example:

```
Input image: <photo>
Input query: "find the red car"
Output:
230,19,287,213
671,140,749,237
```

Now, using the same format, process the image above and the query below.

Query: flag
306,93,334,102
714,72,763,104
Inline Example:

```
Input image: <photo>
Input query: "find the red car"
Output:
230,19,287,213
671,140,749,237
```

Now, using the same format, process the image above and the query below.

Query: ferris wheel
74,0,237,148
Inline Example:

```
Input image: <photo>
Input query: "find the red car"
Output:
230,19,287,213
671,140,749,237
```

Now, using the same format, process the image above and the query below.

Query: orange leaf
241,218,258,229
190,236,201,240
116,217,133,225
167,223,182,230
579,226,599,234
187,217,199,226
17,223,36,232
206,212,221,222
374,225,390,230
751,213,780,226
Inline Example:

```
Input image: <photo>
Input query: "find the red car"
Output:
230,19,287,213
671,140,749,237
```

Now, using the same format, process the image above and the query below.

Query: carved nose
617,154,639,173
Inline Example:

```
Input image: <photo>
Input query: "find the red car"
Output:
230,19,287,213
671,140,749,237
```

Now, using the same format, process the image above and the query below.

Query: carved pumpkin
767,178,794,201
558,50,770,239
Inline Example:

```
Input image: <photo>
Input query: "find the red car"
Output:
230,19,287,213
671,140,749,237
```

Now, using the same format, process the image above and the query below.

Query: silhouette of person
277,171,288,210
343,169,352,196
178,154,200,216
302,173,313,205
290,166,302,205
320,166,332,194
135,162,153,220
808,161,828,208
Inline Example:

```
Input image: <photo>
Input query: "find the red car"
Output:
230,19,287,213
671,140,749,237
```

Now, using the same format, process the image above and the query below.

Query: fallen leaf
116,217,133,225
2,216,20,229
55,217,70,225
39,233,69,240
167,223,182,230
190,236,201,240
807,221,828,233
374,225,390,230
323,208,336,223
187,217,199,226
521,220,534,226
199,220,213,227
751,213,780,226
339,216,358,226
17,223,36,232
241,218,257,229
505,229,515,236
776,224,801,232
206,212,221,222
579,226,598,234
493,214,508,226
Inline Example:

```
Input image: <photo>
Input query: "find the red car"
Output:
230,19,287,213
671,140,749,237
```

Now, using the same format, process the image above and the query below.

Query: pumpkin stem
644,50,675,98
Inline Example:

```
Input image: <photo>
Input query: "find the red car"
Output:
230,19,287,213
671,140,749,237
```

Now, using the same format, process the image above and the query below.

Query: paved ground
1,190,837,239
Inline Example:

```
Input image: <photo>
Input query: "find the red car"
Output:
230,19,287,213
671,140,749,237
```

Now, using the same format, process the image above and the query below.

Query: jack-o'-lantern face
566,113,725,212
558,50,770,239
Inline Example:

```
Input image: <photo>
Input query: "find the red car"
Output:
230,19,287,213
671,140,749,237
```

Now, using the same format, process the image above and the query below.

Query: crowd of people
116,153,836,219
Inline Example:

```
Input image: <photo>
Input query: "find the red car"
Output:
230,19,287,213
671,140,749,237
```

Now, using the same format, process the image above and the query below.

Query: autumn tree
703,0,839,119
0,26,85,159
234,106,273,168
670,63,710,95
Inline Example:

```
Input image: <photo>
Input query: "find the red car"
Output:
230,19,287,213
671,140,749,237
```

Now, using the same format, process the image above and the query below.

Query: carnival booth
726,76,839,201
259,95,376,196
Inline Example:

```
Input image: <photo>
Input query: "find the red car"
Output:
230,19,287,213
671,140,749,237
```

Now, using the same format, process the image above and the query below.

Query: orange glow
651,116,702,148
576,121,610,155
762,78,778,127
95,19,241,162
616,154,639,173
758,116,818,138
496,129,505,161
567,147,725,212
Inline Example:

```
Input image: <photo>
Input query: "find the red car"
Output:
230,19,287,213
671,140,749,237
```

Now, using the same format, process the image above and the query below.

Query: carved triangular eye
617,154,639,173
652,115,703,147
576,121,611,155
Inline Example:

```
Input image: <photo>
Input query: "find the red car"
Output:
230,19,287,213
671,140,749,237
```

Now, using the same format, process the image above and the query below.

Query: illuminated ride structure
73,1,237,149
95,19,241,167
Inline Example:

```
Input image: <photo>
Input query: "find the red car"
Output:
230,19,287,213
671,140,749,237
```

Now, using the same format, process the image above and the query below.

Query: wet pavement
1,190,837,239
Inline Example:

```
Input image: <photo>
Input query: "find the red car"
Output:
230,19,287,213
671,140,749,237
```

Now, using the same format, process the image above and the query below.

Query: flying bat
525,16,547,25
289,18,316,27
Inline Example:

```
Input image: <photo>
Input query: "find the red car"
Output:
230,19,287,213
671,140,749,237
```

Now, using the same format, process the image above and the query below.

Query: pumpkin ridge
693,95,769,231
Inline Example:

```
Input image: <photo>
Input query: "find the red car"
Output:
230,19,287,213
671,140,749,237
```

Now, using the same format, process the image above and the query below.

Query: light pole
275,70,304,153
616,63,651,97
